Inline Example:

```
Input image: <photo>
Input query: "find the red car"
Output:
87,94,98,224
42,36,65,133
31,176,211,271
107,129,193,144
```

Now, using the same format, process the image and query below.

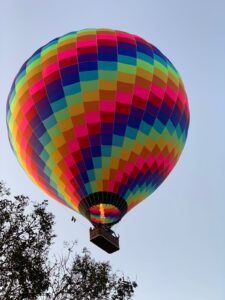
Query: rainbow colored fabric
6,29,190,226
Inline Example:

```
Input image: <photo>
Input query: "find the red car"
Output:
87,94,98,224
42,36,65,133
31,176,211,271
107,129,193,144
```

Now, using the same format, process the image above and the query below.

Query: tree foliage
0,181,137,300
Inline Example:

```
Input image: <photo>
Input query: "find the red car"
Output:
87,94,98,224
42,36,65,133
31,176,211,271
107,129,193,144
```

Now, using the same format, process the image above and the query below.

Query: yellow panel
136,67,153,81
102,168,110,180
145,137,155,152
99,80,117,90
168,68,179,86
109,157,119,169
51,150,63,163
166,138,175,152
157,136,166,151
58,36,76,47
11,100,22,119
96,181,103,191
97,28,115,34
52,135,66,148
64,193,78,210
57,180,66,190
68,103,84,115
26,65,42,79
121,148,130,160
58,118,74,132
41,49,57,64
133,141,144,155
154,68,168,83
83,90,99,102
77,29,96,37
52,165,63,177
117,72,135,83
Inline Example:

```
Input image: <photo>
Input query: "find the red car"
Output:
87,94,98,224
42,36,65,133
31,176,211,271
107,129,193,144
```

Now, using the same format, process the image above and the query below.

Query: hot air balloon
6,28,190,253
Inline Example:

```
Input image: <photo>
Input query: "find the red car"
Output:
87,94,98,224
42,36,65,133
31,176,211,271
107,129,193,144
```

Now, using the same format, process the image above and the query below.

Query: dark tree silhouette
0,181,137,300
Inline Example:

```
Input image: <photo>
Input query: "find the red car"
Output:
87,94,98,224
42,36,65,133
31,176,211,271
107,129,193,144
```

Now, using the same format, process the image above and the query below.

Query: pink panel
100,100,116,112
165,85,177,102
151,83,165,98
134,84,149,99
97,34,116,40
85,111,100,123
116,91,133,104
77,40,97,48
43,62,59,77
74,124,88,138
29,80,45,95
67,139,79,151
22,97,34,114
58,48,77,60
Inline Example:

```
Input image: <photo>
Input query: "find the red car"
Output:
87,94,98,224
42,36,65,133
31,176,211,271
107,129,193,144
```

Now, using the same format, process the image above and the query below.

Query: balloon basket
90,226,119,254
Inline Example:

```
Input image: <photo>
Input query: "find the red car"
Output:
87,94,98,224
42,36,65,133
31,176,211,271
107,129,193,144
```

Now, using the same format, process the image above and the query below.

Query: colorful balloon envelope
6,29,190,227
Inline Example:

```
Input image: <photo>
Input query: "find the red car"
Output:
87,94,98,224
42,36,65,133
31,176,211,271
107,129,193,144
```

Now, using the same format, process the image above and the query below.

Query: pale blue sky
0,1,225,299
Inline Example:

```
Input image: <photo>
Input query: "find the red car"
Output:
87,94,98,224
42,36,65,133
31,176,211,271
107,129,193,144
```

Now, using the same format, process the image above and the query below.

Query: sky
0,0,225,299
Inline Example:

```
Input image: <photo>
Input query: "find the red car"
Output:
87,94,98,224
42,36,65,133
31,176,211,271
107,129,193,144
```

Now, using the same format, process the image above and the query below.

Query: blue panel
84,158,94,170
128,106,143,129
60,65,80,85
34,123,46,138
81,147,92,159
92,146,101,157
136,41,153,57
101,134,113,145
101,123,113,133
77,161,86,172
46,80,65,102
179,112,187,131
143,111,155,126
118,42,136,57
170,105,181,127
89,134,101,146
115,113,128,123
157,102,171,125
114,123,126,136
30,114,41,128
36,99,53,120
146,101,158,116
98,46,117,61
31,147,45,165
79,61,98,72
80,172,89,183
78,53,98,62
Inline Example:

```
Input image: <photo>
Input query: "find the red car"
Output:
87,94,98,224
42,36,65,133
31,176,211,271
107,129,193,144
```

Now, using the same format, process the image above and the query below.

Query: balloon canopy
6,29,190,227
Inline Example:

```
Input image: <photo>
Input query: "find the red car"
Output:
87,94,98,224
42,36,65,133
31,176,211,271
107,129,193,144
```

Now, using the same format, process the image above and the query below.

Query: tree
0,181,55,299
0,181,137,300
42,244,137,300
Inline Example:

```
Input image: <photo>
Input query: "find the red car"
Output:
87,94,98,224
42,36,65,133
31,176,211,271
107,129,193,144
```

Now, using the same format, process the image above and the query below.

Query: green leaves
0,181,137,300
0,182,54,299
